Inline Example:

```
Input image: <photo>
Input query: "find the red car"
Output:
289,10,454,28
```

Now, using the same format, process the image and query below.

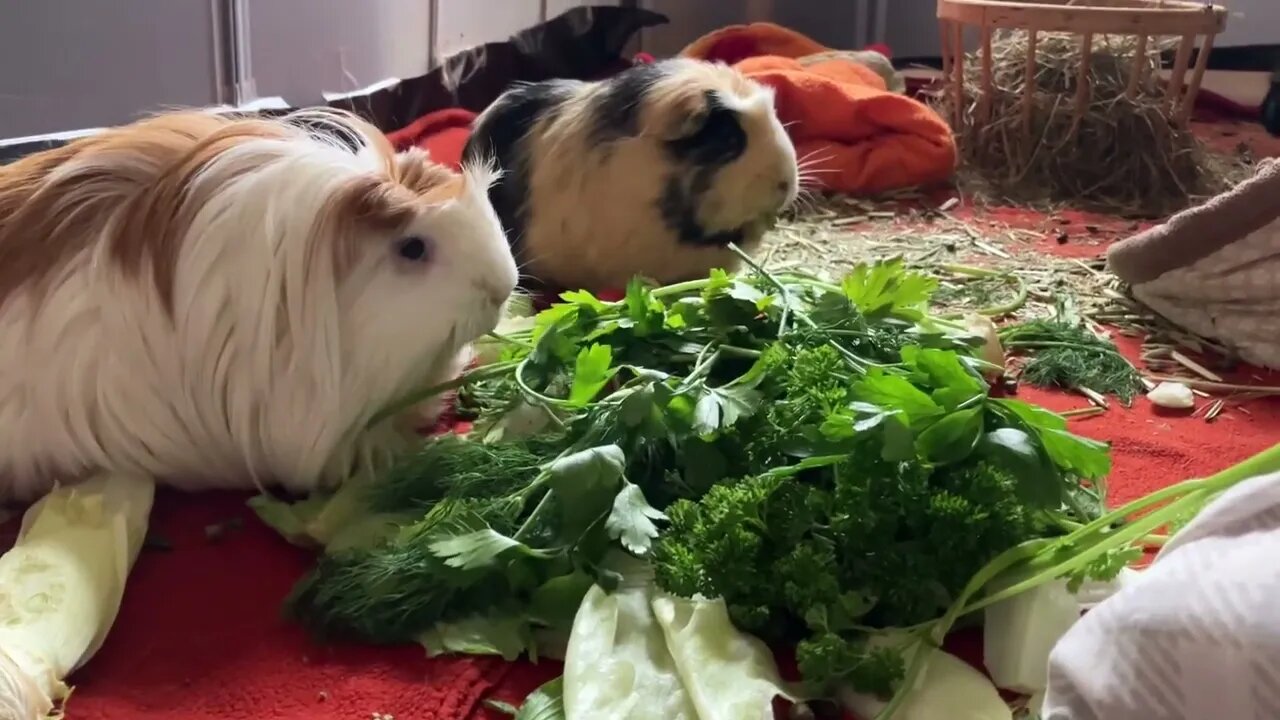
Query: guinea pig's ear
392,150,465,206
324,174,420,274
649,87,715,141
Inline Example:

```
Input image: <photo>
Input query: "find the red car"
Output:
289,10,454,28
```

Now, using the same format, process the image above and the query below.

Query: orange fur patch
0,108,465,314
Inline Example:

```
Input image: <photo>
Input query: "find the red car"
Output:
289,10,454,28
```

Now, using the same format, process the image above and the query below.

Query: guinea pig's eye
395,235,434,263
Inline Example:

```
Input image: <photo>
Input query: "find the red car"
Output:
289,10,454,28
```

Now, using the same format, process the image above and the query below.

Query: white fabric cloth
1042,470,1280,719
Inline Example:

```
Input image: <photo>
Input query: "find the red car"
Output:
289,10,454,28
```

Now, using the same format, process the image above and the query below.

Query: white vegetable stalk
562,554,791,720
1071,567,1141,610
841,636,1011,720
0,473,155,720
650,596,792,720
564,584,700,720
982,581,1080,694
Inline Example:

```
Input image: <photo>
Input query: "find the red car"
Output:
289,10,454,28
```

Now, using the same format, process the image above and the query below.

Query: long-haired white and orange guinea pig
0,108,517,503
461,58,800,292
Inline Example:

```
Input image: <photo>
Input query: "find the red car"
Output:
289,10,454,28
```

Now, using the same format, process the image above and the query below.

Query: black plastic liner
0,5,668,165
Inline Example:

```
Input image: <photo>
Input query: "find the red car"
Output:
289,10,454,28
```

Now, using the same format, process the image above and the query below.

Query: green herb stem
487,331,534,350
729,243,800,334
877,443,1280,719
367,360,522,428
938,264,1028,317
965,492,1202,614
513,485,556,542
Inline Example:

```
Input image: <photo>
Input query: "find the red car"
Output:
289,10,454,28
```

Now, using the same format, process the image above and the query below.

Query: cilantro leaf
560,289,607,311
693,384,764,435
991,398,1068,431
853,373,944,427
1039,429,1111,480
901,346,986,409
621,278,664,336
880,414,917,462
992,399,1111,479
544,445,628,538
979,427,1064,508
841,258,937,318
1065,545,1144,593
428,528,549,570
916,406,984,465
420,613,531,661
606,482,668,555
568,344,617,406
544,445,626,486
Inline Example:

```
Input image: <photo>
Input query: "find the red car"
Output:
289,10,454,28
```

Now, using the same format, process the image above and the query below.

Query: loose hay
763,192,1280,410
936,31,1240,218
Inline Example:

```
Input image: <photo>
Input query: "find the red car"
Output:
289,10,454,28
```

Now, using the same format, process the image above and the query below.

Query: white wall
248,0,589,106
248,0,435,106
435,0,544,65
0,0,615,138
0,0,220,138
1218,0,1280,49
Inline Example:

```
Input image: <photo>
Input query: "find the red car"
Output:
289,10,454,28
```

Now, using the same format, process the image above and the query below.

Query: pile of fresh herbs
253,254,1152,716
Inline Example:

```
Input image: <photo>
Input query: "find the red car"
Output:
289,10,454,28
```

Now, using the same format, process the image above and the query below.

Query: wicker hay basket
936,0,1229,131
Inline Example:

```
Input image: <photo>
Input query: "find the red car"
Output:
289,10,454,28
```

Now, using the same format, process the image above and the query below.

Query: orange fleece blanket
682,23,957,196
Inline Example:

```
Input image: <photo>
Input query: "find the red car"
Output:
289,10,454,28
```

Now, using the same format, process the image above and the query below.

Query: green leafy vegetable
263,257,1189,715
606,483,667,555
569,344,617,406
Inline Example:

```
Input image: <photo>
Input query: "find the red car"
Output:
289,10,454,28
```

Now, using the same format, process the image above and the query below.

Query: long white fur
0,111,518,502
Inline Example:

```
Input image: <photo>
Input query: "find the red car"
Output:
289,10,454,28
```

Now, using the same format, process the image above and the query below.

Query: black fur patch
657,91,750,247
585,61,666,144
658,168,745,248
461,82,572,255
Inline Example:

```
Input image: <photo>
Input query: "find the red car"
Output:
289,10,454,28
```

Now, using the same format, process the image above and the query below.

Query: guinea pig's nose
475,280,513,307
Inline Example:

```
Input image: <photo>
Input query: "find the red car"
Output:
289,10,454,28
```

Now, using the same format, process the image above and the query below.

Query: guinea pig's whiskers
796,157,837,174
795,149,834,167
798,170,839,181
514,252,553,278
792,189,820,215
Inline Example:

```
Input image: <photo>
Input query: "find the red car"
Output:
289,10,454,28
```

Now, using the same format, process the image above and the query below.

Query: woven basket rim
940,0,1221,10
937,0,1228,36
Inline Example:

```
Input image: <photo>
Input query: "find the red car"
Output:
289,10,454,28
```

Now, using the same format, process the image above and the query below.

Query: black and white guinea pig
462,57,800,292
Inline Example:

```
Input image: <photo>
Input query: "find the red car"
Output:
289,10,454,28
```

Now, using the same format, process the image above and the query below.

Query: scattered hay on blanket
763,192,1065,322
934,31,1243,218
764,193,1280,410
